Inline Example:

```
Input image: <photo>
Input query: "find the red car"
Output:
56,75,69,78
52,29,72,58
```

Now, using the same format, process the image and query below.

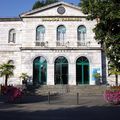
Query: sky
0,0,80,17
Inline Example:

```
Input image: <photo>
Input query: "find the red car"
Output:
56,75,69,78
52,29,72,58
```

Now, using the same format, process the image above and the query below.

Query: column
69,63,76,85
47,63,54,85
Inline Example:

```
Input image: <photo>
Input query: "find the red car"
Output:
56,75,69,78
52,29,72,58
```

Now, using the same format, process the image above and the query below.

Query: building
0,2,107,86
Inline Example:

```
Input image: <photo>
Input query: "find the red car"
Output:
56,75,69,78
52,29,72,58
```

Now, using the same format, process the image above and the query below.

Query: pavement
0,94,120,120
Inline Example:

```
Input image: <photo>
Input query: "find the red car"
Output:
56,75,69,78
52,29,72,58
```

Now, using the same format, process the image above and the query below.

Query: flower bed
6,87,23,102
104,86,120,105
1,85,23,103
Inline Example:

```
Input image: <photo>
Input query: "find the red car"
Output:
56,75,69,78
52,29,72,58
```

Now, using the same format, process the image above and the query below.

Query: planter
104,89,120,105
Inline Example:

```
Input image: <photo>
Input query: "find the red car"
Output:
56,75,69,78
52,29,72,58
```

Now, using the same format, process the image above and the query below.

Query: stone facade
0,2,107,86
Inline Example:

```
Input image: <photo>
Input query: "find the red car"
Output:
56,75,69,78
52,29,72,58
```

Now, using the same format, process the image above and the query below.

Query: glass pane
62,64,68,74
58,26,66,33
55,57,68,85
33,57,47,85
57,25,66,41
40,57,46,63
33,64,39,84
37,26,45,33
55,64,60,75
55,64,61,84
84,65,89,84
41,64,46,84
36,26,45,41
9,29,15,42
76,65,82,84
78,26,86,42
62,64,68,84
78,25,86,33
76,57,89,63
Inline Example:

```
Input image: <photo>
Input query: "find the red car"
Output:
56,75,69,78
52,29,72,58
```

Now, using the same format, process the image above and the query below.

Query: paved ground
0,94,120,120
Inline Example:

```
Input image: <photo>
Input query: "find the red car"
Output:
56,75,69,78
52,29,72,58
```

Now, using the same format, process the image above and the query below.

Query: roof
0,17,21,22
20,1,81,17
0,1,82,21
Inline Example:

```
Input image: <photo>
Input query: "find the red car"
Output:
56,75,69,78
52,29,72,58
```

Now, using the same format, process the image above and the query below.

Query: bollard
77,92,79,105
48,92,50,104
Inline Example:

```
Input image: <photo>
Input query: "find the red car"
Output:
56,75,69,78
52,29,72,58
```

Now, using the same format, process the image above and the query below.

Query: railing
35,41,94,47
35,41,48,47
56,41,69,47
77,41,91,46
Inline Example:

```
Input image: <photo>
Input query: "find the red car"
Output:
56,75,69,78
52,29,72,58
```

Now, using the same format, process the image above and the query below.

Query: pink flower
104,89,120,105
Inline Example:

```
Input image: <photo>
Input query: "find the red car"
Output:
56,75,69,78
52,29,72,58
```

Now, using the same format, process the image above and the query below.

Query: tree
45,0,58,5
108,61,120,86
19,73,29,85
80,0,120,85
32,0,45,10
0,60,15,87
32,0,59,10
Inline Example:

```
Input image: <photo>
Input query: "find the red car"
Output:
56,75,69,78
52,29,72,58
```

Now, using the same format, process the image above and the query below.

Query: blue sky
0,0,80,17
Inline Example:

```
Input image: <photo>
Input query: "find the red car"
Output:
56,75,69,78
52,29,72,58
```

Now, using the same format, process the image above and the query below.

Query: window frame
77,25,86,42
8,29,16,43
36,25,45,41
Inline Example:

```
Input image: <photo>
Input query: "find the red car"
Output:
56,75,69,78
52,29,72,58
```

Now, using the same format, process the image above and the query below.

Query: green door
33,57,47,85
76,57,89,84
55,56,68,84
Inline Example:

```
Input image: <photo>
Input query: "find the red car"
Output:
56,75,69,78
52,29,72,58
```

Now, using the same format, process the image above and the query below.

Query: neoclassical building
0,2,107,85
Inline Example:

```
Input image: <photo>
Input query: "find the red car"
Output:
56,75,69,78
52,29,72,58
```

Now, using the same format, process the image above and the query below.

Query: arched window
57,25,66,41
9,29,16,43
55,56,68,84
76,56,89,84
33,56,47,85
77,25,86,44
36,25,45,41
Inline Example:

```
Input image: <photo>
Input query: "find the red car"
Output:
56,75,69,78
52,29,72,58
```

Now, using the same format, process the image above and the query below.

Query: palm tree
19,73,29,84
0,60,15,87
108,61,120,86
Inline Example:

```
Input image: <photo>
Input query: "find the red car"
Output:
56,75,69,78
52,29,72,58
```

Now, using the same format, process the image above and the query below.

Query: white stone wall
0,3,103,85
29,5,86,17
20,49,102,85
0,21,23,44
0,51,22,85
22,17,99,48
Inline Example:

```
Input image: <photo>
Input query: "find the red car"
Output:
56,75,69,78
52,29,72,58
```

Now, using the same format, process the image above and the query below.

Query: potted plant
104,86,120,105
93,73,102,85
19,73,29,86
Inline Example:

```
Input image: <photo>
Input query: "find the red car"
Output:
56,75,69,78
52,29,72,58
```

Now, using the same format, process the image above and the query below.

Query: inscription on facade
42,17,82,21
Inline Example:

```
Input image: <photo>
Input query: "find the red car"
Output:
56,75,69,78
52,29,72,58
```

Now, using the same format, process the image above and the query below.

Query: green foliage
80,0,120,82
108,61,120,86
32,0,45,10
19,73,29,81
93,73,102,85
108,61,120,76
93,73,101,79
0,60,15,86
45,0,58,5
32,0,59,10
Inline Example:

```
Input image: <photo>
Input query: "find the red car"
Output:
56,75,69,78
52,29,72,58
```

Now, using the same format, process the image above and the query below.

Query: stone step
27,85,107,96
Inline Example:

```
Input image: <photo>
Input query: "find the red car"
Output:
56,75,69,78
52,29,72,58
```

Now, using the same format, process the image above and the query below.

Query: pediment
20,2,86,17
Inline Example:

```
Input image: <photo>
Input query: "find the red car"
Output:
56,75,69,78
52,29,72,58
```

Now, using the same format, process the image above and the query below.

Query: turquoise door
55,56,68,84
33,57,47,85
76,57,89,84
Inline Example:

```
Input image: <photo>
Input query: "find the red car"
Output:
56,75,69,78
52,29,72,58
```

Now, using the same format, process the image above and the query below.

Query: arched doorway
55,56,68,84
33,56,47,85
76,56,89,84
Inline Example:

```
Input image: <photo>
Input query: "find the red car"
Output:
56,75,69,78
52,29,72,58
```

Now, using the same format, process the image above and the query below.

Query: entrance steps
29,85,107,96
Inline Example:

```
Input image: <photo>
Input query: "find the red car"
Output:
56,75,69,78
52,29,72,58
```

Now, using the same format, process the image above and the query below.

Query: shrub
6,86,22,102
104,86,120,105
